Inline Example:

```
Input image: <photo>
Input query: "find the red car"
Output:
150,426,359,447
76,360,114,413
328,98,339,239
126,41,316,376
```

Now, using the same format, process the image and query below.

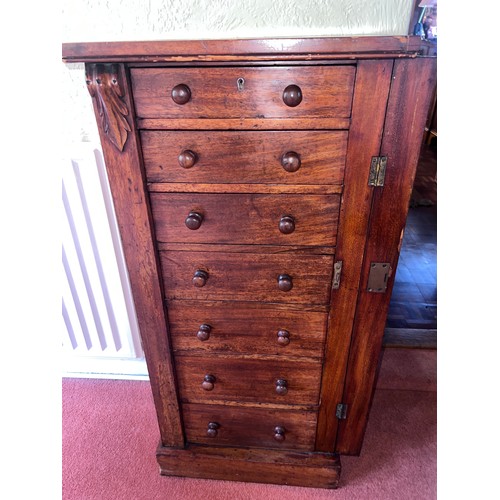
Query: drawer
142,130,347,185
175,356,322,405
182,403,317,451
168,301,327,358
160,251,334,305
151,193,339,247
131,66,355,119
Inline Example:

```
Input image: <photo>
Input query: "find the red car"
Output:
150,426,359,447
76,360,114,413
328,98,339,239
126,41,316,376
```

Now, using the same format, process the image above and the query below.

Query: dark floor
386,142,437,331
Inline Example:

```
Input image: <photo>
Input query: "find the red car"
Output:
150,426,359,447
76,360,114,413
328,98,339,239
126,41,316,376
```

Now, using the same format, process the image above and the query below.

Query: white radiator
62,144,148,379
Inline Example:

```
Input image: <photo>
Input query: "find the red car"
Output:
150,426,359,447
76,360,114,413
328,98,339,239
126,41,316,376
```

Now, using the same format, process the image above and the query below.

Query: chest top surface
62,35,425,62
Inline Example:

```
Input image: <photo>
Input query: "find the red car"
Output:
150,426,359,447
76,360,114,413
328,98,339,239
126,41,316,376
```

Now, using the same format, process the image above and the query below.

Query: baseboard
383,328,437,349
62,356,149,380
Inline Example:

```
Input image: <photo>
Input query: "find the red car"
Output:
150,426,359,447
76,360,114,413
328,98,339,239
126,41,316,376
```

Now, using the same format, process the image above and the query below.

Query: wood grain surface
141,130,347,185
335,57,437,455
62,35,421,64
182,403,317,450
150,192,340,246
158,242,335,255
137,117,351,130
84,63,184,447
130,66,355,119
157,443,340,488
148,182,342,195
167,300,327,358
174,355,322,405
315,59,394,452
160,251,334,305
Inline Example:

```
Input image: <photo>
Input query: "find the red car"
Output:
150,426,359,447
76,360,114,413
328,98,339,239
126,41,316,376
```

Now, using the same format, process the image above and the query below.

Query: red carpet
62,348,436,499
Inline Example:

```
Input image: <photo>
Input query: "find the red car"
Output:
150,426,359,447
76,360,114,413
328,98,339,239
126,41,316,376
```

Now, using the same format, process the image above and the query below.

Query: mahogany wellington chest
62,36,436,488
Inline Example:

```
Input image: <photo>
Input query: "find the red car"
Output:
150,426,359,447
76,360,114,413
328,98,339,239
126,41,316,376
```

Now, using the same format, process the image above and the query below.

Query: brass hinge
368,156,387,187
332,261,343,290
336,403,348,420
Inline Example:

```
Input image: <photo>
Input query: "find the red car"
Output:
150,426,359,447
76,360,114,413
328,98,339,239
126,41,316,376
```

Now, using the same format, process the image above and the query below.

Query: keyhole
237,77,245,91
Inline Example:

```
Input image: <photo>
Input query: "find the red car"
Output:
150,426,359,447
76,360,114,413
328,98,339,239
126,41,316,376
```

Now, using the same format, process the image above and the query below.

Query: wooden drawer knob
275,379,288,395
281,151,301,172
283,84,302,107
171,84,191,104
178,150,197,168
207,422,220,437
197,324,212,341
202,374,216,391
185,211,203,230
193,270,209,287
278,274,293,292
273,426,286,442
277,329,290,346
279,215,295,234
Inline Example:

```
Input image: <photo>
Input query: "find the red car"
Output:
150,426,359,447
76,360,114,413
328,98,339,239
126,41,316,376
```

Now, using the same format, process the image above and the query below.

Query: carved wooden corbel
85,64,131,152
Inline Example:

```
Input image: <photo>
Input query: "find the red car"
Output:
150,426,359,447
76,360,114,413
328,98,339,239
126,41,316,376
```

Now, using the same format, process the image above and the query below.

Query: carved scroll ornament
85,64,131,152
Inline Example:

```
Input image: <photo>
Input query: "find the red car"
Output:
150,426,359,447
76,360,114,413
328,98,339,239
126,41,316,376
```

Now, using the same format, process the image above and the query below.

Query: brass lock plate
367,262,392,293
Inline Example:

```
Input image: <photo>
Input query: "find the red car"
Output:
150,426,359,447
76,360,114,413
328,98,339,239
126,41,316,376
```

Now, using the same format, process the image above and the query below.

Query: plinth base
157,443,341,489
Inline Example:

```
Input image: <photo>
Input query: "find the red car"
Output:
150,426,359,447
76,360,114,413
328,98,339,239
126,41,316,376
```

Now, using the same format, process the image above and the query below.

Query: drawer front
161,251,334,305
131,66,355,119
142,130,347,185
182,403,317,451
151,193,339,246
168,301,327,358
175,356,322,405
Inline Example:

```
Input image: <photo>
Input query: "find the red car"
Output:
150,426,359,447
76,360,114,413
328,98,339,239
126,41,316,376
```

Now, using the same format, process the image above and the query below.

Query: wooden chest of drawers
62,36,435,489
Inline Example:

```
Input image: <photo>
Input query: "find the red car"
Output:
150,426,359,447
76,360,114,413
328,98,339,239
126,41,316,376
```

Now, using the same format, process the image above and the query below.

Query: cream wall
62,0,414,146
62,0,413,42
